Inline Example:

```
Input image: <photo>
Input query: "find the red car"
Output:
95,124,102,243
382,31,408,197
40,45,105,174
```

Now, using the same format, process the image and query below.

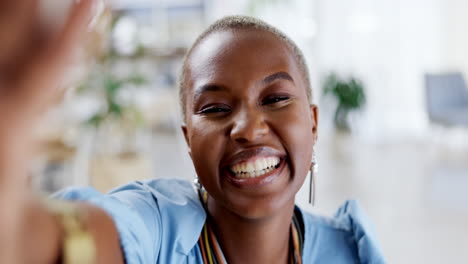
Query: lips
221,147,288,188
230,156,281,178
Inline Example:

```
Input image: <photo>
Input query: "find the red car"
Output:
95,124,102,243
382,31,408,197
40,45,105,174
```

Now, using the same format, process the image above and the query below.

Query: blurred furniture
90,152,153,193
425,72,468,126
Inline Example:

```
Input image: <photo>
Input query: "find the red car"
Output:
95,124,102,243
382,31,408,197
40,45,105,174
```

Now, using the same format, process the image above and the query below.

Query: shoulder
300,200,386,264
110,178,206,257
54,178,206,263
55,178,203,221
109,177,202,209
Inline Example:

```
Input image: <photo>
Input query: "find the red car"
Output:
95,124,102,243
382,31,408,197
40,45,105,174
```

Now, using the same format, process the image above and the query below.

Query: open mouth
222,155,288,187
229,156,282,178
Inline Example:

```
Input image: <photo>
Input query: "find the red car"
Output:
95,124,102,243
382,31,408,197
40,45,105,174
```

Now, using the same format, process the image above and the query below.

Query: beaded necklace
197,190,304,264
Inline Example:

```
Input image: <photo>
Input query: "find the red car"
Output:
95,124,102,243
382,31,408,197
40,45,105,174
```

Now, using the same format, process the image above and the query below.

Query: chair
425,72,468,126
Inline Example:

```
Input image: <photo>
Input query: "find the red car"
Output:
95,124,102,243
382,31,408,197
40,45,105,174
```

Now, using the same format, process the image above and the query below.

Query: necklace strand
197,189,304,264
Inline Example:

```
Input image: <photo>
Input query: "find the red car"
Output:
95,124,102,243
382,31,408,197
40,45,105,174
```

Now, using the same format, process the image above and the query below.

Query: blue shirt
54,178,386,263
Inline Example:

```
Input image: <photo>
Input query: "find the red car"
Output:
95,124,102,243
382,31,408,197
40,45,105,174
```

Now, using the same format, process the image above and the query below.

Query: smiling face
182,28,318,219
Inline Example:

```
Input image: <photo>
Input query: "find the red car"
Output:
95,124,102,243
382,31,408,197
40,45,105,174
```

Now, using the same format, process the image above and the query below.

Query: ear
181,124,192,157
310,104,319,143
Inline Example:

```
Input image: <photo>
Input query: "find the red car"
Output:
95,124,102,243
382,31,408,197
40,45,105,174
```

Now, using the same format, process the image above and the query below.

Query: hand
0,0,96,263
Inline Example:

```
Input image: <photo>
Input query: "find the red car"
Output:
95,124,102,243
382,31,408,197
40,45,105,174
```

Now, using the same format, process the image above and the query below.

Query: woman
0,0,385,263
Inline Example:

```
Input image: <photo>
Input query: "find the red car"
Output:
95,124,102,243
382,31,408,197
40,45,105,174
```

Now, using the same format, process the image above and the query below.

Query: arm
0,1,124,263
21,201,124,264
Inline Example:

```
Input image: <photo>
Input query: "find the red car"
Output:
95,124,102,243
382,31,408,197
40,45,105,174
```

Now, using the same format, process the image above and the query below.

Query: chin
221,165,299,220
229,196,296,220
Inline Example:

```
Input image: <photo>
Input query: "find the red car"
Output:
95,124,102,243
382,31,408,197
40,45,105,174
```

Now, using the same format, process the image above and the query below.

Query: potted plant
322,73,366,131
74,12,153,192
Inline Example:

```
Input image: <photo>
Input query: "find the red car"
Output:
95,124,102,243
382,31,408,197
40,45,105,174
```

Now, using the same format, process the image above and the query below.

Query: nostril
230,121,268,143
234,137,249,144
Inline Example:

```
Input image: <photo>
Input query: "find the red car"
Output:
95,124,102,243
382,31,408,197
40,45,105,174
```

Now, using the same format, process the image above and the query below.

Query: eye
262,95,291,105
197,104,231,115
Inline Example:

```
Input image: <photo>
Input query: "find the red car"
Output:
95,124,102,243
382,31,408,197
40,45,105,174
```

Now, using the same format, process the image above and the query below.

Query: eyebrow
192,72,294,101
263,71,294,85
193,84,226,102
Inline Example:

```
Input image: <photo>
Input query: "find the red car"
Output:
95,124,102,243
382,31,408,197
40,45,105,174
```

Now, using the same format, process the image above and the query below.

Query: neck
207,200,295,264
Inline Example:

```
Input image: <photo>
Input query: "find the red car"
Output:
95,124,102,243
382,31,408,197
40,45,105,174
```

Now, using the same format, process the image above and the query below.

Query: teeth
266,157,273,168
261,159,268,171
242,163,248,173
246,163,254,173
230,157,281,178
254,160,262,172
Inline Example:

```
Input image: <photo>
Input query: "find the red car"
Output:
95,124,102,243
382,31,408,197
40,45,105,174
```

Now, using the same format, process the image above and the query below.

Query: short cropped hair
178,15,312,120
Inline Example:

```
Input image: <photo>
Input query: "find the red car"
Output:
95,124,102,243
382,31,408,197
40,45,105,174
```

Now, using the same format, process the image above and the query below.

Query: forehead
186,29,299,90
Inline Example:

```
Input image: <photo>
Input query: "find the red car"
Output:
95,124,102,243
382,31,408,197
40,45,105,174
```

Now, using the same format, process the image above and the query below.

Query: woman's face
182,29,318,219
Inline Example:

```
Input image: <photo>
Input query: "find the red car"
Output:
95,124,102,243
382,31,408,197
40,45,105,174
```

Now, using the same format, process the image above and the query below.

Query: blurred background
35,0,468,263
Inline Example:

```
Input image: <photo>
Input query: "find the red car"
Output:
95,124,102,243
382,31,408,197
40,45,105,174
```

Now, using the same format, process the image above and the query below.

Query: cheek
272,105,314,177
188,120,226,187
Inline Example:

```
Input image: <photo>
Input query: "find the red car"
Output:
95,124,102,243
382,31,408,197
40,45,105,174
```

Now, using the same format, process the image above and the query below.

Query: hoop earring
194,176,203,191
309,151,318,205
194,177,208,205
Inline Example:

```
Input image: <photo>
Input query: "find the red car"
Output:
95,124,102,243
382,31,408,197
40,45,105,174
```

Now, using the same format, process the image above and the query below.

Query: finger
49,0,97,70
12,0,96,118
0,0,38,70
0,125,32,216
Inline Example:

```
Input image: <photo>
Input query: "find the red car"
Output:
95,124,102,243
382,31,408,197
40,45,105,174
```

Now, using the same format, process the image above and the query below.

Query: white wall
315,0,445,141
206,0,468,141
441,0,468,77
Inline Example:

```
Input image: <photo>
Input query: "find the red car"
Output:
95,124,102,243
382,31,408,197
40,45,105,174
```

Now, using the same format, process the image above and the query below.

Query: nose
230,108,269,144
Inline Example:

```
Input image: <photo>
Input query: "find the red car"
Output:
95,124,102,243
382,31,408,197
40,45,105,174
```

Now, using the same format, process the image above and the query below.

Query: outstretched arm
0,1,124,263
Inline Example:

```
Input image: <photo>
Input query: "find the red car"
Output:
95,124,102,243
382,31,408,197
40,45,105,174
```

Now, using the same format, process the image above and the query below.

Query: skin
0,1,123,263
0,1,317,262
182,29,318,263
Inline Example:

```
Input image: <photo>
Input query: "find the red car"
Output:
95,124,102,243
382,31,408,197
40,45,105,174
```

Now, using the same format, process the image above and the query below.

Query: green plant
82,72,146,128
322,73,366,131
76,12,148,130
76,64,148,155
